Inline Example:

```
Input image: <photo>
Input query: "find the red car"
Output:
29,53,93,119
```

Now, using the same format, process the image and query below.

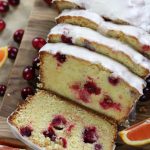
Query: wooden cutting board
0,0,150,149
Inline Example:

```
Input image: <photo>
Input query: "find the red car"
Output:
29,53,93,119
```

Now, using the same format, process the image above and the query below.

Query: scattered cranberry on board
22,66,35,81
21,86,34,99
43,0,52,5
0,19,6,31
0,84,7,96
8,0,20,6
13,29,24,44
32,56,40,70
32,37,46,51
0,1,9,14
8,47,18,60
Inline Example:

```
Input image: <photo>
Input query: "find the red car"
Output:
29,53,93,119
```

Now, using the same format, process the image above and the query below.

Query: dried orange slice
0,46,8,67
119,118,150,146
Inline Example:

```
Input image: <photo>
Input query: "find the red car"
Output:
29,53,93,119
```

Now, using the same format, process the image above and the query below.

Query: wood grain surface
0,0,150,149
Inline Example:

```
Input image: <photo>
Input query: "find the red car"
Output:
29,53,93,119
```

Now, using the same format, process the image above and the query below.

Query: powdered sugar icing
49,23,150,72
40,43,145,94
57,9,150,47
53,0,150,32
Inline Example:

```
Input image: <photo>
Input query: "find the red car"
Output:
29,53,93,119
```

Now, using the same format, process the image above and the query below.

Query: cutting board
0,0,150,149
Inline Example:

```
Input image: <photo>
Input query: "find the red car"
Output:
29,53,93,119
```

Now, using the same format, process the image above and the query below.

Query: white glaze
57,9,150,47
49,23,150,71
40,43,145,94
53,0,150,32
56,9,101,25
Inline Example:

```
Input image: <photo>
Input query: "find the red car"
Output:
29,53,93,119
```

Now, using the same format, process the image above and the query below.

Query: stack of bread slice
8,0,150,150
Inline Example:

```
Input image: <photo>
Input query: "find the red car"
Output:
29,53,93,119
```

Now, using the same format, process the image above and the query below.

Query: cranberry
32,37,46,51
43,127,56,141
0,84,6,96
8,46,18,60
20,126,32,137
83,126,98,144
94,144,102,150
84,81,101,95
54,52,66,64
142,45,150,51
71,83,90,103
32,56,40,69
51,115,67,130
0,19,6,31
139,95,149,102
21,86,34,99
60,137,67,148
13,29,24,44
67,124,75,133
23,66,35,81
61,35,72,44
8,0,20,6
108,76,119,86
43,0,52,5
0,1,9,14
143,87,150,97
100,95,121,111
146,76,150,87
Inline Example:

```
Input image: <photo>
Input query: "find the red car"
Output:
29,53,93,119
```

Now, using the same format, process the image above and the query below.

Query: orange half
119,118,150,146
0,46,8,68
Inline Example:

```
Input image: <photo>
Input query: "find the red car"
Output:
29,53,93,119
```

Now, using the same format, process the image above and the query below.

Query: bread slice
56,9,150,59
8,91,117,150
39,43,145,123
48,23,150,78
53,0,150,32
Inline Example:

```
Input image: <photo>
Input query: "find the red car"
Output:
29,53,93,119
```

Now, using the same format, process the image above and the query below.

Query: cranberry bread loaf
53,0,150,32
56,10,150,58
8,91,117,150
39,43,145,123
48,23,150,78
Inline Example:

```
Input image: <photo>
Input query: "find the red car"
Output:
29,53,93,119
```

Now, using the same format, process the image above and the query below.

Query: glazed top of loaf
49,23,150,70
53,0,150,32
57,9,150,46
40,43,145,94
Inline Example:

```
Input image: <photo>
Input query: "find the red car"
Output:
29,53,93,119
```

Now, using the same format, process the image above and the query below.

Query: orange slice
119,118,150,146
0,46,8,68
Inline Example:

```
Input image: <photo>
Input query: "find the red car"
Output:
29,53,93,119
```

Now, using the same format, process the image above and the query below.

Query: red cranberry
0,19,6,31
0,1,9,14
32,37,46,51
23,66,35,81
143,87,150,97
20,126,32,137
100,95,121,111
32,56,40,69
60,137,67,148
142,45,150,51
139,95,149,102
21,86,34,99
54,52,66,64
13,29,24,44
8,46,18,60
43,0,52,5
146,76,150,87
61,35,72,44
83,126,98,144
43,127,56,141
108,76,119,86
8,0,20,6
84,81,101,95
51,115,67,130
71,83,90,103
94,144,102,150
0,84,6,96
